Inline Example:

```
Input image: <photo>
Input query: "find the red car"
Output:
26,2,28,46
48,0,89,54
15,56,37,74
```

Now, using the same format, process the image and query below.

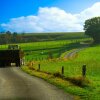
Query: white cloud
76,2,100,23
1,2,100,32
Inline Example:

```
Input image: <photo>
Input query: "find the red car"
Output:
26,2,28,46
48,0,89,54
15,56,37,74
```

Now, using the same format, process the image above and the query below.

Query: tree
5,31,12,43
12,32,18,43
6,31,12,35
84,17,100,43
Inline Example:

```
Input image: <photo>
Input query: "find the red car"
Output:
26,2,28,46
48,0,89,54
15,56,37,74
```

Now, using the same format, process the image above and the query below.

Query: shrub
65,77,90,87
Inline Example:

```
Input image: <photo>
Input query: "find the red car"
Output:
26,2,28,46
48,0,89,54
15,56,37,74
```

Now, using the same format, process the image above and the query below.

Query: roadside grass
21,66,80,100
22,44,100,100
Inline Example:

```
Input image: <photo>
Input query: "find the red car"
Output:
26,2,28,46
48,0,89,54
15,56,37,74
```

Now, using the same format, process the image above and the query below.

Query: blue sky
0,0,100,32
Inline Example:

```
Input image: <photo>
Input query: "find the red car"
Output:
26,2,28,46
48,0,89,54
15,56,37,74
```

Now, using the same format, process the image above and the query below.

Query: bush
65,77,90,87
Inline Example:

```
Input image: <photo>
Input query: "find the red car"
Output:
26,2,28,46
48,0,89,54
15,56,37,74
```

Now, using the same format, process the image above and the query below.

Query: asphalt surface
0,67,74,100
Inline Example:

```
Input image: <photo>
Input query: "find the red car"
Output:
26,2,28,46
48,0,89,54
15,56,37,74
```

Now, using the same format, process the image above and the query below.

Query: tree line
0,31,63,44
0,31,87,45
0,31,40,44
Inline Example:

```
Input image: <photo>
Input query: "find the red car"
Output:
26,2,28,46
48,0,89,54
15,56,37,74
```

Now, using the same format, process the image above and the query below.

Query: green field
1,32,99,99
21,38,99,100
0,40,72,60
0,35,90,61
27,44,99,99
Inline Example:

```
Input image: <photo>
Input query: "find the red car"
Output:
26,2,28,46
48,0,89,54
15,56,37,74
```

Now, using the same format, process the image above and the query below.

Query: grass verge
21,66,91,100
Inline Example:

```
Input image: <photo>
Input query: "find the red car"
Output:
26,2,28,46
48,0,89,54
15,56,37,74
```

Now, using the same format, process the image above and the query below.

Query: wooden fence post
62,66,64,75
82,64,86,77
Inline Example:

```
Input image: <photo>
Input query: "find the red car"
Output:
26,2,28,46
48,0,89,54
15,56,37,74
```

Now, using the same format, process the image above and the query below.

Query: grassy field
25,44,99,100
0,40,72,61
19,37,99,100
1,32,98,99
0,32,89,62
0,38,90,61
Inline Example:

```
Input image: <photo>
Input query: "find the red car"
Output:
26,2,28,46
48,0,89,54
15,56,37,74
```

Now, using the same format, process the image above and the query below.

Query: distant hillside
0,32,88,44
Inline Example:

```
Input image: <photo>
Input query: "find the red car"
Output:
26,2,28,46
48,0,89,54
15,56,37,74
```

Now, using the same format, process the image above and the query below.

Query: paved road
0,67,74,100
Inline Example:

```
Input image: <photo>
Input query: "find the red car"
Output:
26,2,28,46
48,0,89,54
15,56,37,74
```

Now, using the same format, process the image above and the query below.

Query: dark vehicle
0,45,24,67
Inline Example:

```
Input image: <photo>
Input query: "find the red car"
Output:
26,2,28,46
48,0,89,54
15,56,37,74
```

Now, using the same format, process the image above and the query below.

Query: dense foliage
84,17,100,43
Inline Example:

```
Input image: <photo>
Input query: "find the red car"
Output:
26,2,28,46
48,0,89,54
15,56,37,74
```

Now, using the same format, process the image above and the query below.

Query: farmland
27,44,100,100
1,32,99,99
0,39,87,61
21,33,99,100
0,32,90,61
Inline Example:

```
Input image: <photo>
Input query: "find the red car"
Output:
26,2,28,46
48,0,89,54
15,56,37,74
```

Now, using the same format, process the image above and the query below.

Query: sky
0,0,100,33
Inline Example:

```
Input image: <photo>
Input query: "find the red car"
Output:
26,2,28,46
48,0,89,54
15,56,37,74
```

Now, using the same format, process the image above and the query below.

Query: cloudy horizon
0,1,100,33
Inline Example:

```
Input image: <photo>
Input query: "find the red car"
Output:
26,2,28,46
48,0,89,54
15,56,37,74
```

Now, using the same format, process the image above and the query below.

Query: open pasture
31,44,100,100
0,38,89,61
